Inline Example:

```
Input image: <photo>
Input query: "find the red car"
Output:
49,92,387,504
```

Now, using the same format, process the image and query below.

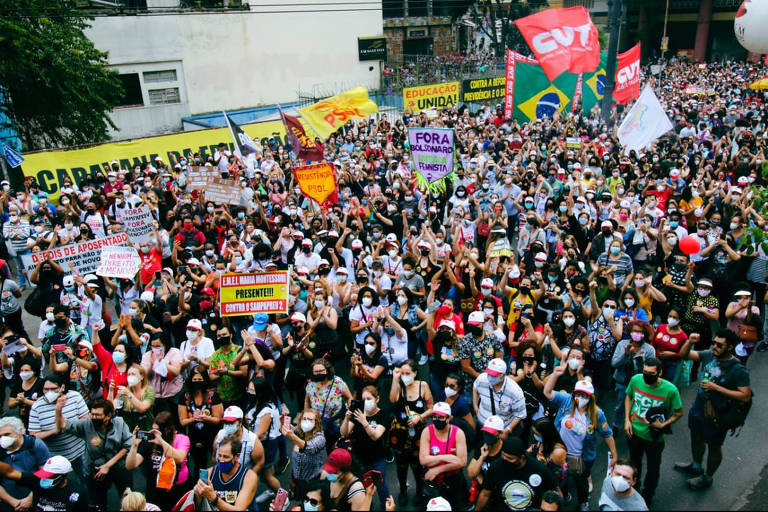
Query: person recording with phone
340,385,390,508
193,436,258,511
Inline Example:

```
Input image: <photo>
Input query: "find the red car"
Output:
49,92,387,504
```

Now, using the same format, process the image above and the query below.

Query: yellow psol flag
299,87,378,140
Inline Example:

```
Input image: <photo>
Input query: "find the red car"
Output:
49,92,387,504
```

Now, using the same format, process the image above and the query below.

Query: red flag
514,6,600,81
279,108,324,162
613,43,641,105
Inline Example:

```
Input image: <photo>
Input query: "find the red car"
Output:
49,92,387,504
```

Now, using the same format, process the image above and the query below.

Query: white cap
426,497,452,511
187,318,202,331
222,405,244,422
508,266,521,278
187,257,201,266
534,252,547,262
84,274,98,283
481,415,505,434
290,312,306,323
351,239,364,249
467,311,485,325
574,379,595,396
140,291,154,302
485,358,507,377
601,220,613,228
77,340,93,352
35,456,72,478
481,278,494,288
432,402,451,417
63,275,74,287
438,319,456,331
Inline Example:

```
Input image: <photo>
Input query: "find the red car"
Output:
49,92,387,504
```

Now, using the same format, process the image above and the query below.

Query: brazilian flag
582,52,608,113
510,58,579,123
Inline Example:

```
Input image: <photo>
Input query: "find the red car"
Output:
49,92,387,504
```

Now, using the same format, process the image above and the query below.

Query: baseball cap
253,313,269,330
77,340,93,352
417,240,431,249
187,257,201,266
481,415,505,434
573,162,582,169
697,278,713,288
426,497,452,511
34,456,72,478
201,287,215,296
508,265,521,278
351,239,364,249
734,290,751,297
290,312,307,323
481,278,494,288
534,252,547,262
438,319,456,331
222,405,244,422
62,276,74,287
302,239,313,247
432,402,451,417
467,311,485,325
601,220,613,228
140,291,154,302
162,267,174,277
502,436,525,457
574,379,595,396
187,319,202,331
322,448,352,474
485,358,506,377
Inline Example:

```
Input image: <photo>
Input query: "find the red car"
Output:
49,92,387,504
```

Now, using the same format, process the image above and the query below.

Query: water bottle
407,416,415,437
115,397,124,409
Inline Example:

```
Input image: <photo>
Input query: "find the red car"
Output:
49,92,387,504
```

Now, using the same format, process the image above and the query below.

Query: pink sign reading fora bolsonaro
408,127,455,184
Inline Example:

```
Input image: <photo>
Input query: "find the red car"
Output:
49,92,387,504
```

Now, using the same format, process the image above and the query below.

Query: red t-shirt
139,248,162,285
93,341,129,398
652,323,688,358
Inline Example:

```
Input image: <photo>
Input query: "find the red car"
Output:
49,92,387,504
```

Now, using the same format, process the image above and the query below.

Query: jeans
366,458,390,509
628,435,665,497
89,463,133,511
11,254,27,287
613,381,627,428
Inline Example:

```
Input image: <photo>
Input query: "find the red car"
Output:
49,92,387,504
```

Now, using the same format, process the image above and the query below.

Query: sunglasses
713,341,727,348
521,357,536,364
304,498,320,506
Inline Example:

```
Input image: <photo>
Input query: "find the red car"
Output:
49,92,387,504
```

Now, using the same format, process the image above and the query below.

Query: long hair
568,392,598,429
533,417,564,457
295,408,324,442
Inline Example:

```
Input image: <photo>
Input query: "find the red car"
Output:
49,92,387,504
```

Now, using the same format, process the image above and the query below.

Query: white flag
616,84,673,153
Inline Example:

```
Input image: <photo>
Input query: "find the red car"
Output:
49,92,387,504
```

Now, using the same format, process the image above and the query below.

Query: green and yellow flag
505,52,579,123
582,52,608,114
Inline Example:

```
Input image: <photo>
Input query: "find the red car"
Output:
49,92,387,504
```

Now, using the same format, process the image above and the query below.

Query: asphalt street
16,292,768,510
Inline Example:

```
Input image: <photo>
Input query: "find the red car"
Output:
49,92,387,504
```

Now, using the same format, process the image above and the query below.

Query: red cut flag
613,43,641,105
279,108,324,162
514,6,600,81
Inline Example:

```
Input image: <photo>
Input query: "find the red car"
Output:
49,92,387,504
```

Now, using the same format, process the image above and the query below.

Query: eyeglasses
713,341,727,348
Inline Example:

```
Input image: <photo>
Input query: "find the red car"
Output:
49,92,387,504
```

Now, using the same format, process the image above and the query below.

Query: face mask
400,374,414,387
0,435,14,450
697,288,711,297
579,217,589,226
46,312,55,322
630,331,644,343
326,472,338,483
487,375,502,386
186,330,198,341
568,358,581,371
432,418,448,430
364,399,376,412
364,343,376,356
128,307,138,317
112,351,126,364
313,299,325,309
444,386,458,398
217,460,235,474
611,475,631,493
624,298,635,308
311,373,327,383
397,296,408,306
34,226,44,234
299,419,315,433
576,396,590,409
402,270,414,279
469,325,483,337
610,246,620,255
304,501,319,512
362,297,373,308
222,423,238,435
730,222,739,230
388,249,398,259
45,391,60,404
643,372,659,386
40,478,56,489
603,307,615,319
563,317,576,328
668,317,679,326
634,278,646,288
127,375,140,387
482,432,498,446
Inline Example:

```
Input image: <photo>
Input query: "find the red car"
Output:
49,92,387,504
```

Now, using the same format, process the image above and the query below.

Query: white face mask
611,475,631,493
397,296,408,306
127,375,140,387
400,374,414,387
576,396,590,409
300,419,315,433
624,298,635,308
481,287,492,295
46,312,55,322
388,249,398,259
186,329,198,341
364,343,376,356
222,423,238,435
19,371,34,382
667,317,680,326
362,297,373,308
313,299,325,309
483,308,494,316
45,391,60,404
563,317,576,327
0,436,15,450
568,358,581,371
444,386,458,398
364,399,376,413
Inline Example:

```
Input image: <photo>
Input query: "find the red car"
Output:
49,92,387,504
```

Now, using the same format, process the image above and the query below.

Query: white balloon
735,0,768,54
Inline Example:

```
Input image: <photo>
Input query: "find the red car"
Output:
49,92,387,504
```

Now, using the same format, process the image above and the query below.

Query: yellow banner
403,81,460,113
219,271,289,316
298,87,378,140
294,162,337,205
20,119,297,202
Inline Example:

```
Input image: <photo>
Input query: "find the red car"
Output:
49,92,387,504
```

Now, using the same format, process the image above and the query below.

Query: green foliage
470,0,548,57
739,185,768,255
0,0,123,150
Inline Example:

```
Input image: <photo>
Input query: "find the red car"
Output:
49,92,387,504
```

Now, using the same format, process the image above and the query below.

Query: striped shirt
2,221,29,254
473,373,527,429
28,390,89,460
596,252,634,287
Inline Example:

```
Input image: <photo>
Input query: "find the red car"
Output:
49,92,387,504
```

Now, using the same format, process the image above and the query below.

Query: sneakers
275,457,290,476
255,490,276,504
688,474,713,490
418,354,428,366
674,461,704,476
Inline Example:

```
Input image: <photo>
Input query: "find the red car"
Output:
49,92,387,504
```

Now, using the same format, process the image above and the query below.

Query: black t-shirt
350,408,389,464
11,378,44,424
482,456,558,511
18,472,85,512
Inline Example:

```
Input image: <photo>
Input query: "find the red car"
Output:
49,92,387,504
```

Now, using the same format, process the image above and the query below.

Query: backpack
705,360,754,435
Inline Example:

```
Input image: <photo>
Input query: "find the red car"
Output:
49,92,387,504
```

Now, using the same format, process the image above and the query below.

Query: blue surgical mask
610,246,620,255
533,433,543,442
669,221,679,228
237,212,245,219
304,501,319,512
112,351,126,364
40,478,55,489
547,274,558,282
487,375,502,386
217,460,235,474
326,472,338,482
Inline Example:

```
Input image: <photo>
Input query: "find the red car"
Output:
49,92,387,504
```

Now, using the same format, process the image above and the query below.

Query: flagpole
601,0,623,127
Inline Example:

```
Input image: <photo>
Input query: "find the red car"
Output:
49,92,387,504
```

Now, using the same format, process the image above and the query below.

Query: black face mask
643,372,659,386
217,336,231,348
469,325,484,337
91,418,106,430
602,229,612,237
432,418,448,431
420,249,430,256
482,432,499,446
54,318,68,330
190,380,206,391
518,286,530,296
311,373,327,382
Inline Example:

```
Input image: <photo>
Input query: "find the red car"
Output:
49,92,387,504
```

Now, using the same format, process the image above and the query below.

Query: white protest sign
21,233,130,276
123,205,154,244
96,246,142,279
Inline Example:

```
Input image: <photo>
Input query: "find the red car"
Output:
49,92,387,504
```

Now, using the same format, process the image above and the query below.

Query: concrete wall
85,0,383,138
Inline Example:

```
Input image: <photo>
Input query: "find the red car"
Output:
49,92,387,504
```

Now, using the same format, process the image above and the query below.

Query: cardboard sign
21,233,130,276
187,166,218,188
566,137,582,148
204,178,241,205
123,205,154,244
294,162,337,205
96,246,142,279
219,271,290,316
408,128,455,183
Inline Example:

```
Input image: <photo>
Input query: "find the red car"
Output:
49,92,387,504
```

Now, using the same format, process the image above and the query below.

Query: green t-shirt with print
625,373,682,441
210,344,243,402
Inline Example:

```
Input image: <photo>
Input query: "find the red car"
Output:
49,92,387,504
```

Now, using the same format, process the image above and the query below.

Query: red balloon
679,235,701,255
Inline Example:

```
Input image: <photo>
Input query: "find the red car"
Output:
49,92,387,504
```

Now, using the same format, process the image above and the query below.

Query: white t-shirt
348,304,377,346
295,252,321,272
250,403,281,441
179,337,215,375
381,330,408,366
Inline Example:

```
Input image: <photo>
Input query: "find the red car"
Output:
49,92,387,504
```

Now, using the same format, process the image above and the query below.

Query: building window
383,0,404,18
143,70,177,83
148,88,181,105
116,73,144,107
408,0,427,17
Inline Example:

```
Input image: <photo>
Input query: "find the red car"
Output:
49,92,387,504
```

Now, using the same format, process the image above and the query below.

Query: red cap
322,448,352,474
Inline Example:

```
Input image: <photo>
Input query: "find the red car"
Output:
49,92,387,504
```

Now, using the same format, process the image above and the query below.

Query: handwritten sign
21,233,130,276
204,178,241,205
123,205,154,244
96,246,142,279
187,165,218,189
408,127,455,183
294,162,337,205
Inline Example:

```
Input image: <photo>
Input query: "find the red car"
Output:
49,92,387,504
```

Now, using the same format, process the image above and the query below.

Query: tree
469,0,548,58
0,0,123,151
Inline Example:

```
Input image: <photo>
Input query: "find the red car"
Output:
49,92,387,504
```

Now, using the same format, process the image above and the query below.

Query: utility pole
658,0,670,88
601,0,622,127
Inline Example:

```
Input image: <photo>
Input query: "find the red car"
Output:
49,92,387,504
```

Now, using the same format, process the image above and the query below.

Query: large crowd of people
0,55,764,511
